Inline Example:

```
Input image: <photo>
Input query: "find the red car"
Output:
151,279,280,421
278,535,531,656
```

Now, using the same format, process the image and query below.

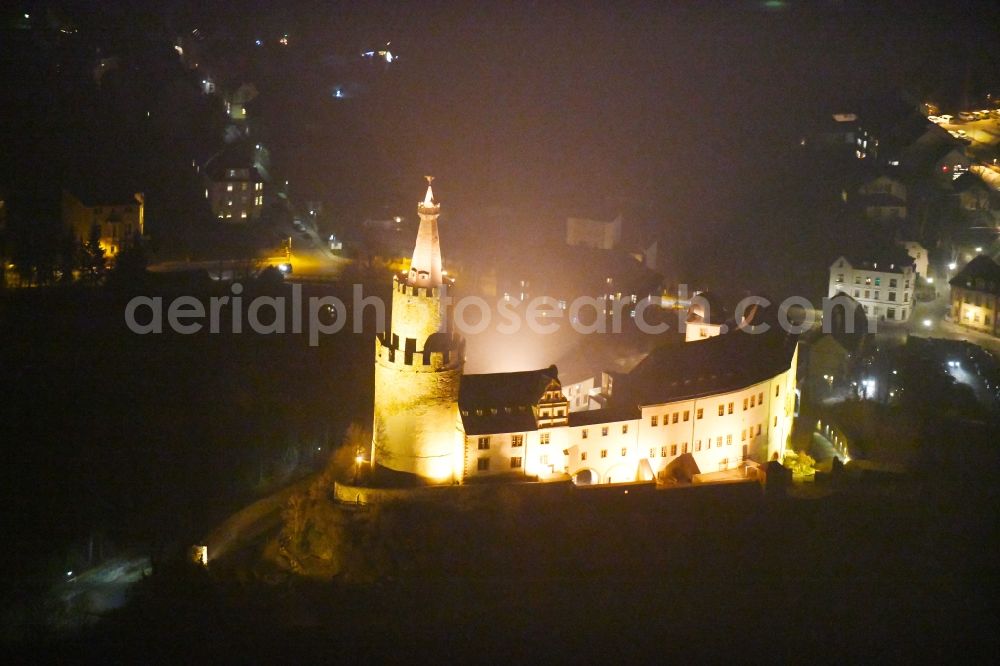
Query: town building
566,213,622,250
897,240,928,278
62,189,144,258
371,181,799,486
204,145,265,222
857,175,907,221
828,249,916,322
949,255,1000,336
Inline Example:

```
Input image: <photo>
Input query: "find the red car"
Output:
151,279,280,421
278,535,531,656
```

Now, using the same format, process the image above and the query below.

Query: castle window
726,435,732,446
582,429,588,439
651,415,658,427
775,386,780,397
510,457,522,469
728,402,734,414
649,448,655,458
621,447,627,457
759,391,764,403
622,424,628,434
683,410,690,422
670,444,677,456
718,404,724,416
477,458,490,471
695,440,702,451
477,437,490,450
743,398,748,411
717,436,723,448
540,455,549,465
890,278,897,288
600,449,607,459
696,408,703,420
661,446,668,457
601,427,608,437
682,442,688,454
751,395,756,408
511,435,523,447
540,433,550,445
581,452,587,461
672,412,679,424
742,429,747,441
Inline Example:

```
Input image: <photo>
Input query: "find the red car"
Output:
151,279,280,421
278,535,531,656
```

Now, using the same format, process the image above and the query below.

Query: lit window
540,433,550,445
241,211,248,219
510,457,522,469
478,437,490,450
728,402,734,414
670,444,677,456
226,184,233,192
718,404,724,416
672,412,678,424
651,415,658,426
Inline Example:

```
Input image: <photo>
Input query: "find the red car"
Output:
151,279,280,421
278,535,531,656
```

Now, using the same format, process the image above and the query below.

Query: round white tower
371,178,465,483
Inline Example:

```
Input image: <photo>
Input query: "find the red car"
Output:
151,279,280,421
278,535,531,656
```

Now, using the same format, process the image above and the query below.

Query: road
147,227,352,282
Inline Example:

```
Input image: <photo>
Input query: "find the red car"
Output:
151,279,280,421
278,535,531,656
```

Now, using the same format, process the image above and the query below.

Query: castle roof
459,365,560,435
568,406,639,426
610,328,797,407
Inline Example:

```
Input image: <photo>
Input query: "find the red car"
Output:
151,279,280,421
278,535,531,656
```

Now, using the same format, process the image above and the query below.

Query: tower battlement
375,333,464,371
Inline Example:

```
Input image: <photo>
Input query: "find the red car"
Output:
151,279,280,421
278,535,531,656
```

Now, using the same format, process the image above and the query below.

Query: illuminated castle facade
372,181,798,485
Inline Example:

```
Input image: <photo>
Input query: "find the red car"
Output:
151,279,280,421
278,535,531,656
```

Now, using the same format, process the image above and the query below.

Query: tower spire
408,176,443,287
422,175,435,208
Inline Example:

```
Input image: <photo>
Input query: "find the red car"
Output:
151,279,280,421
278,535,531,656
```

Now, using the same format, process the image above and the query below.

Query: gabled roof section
950,255,1000,295
459,365,560,412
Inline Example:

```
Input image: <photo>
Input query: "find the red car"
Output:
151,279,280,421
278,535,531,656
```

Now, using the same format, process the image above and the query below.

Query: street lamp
948,262,957,271
922,319,932,328
353,454,364,484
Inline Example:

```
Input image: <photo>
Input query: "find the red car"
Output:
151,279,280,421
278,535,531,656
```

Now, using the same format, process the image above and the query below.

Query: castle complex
371,181,799,485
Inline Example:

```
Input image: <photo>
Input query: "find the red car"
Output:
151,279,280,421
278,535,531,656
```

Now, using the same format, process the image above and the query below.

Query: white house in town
828,250,916,322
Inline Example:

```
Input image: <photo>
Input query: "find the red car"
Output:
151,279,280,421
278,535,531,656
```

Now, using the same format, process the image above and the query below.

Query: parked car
958,111,975,121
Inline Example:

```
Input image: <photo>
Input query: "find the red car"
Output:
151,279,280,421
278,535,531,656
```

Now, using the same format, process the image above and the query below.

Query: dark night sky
18,0,1000,289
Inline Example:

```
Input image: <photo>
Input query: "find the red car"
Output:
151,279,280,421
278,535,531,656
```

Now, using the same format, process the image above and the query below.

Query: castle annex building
371,182,799,485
